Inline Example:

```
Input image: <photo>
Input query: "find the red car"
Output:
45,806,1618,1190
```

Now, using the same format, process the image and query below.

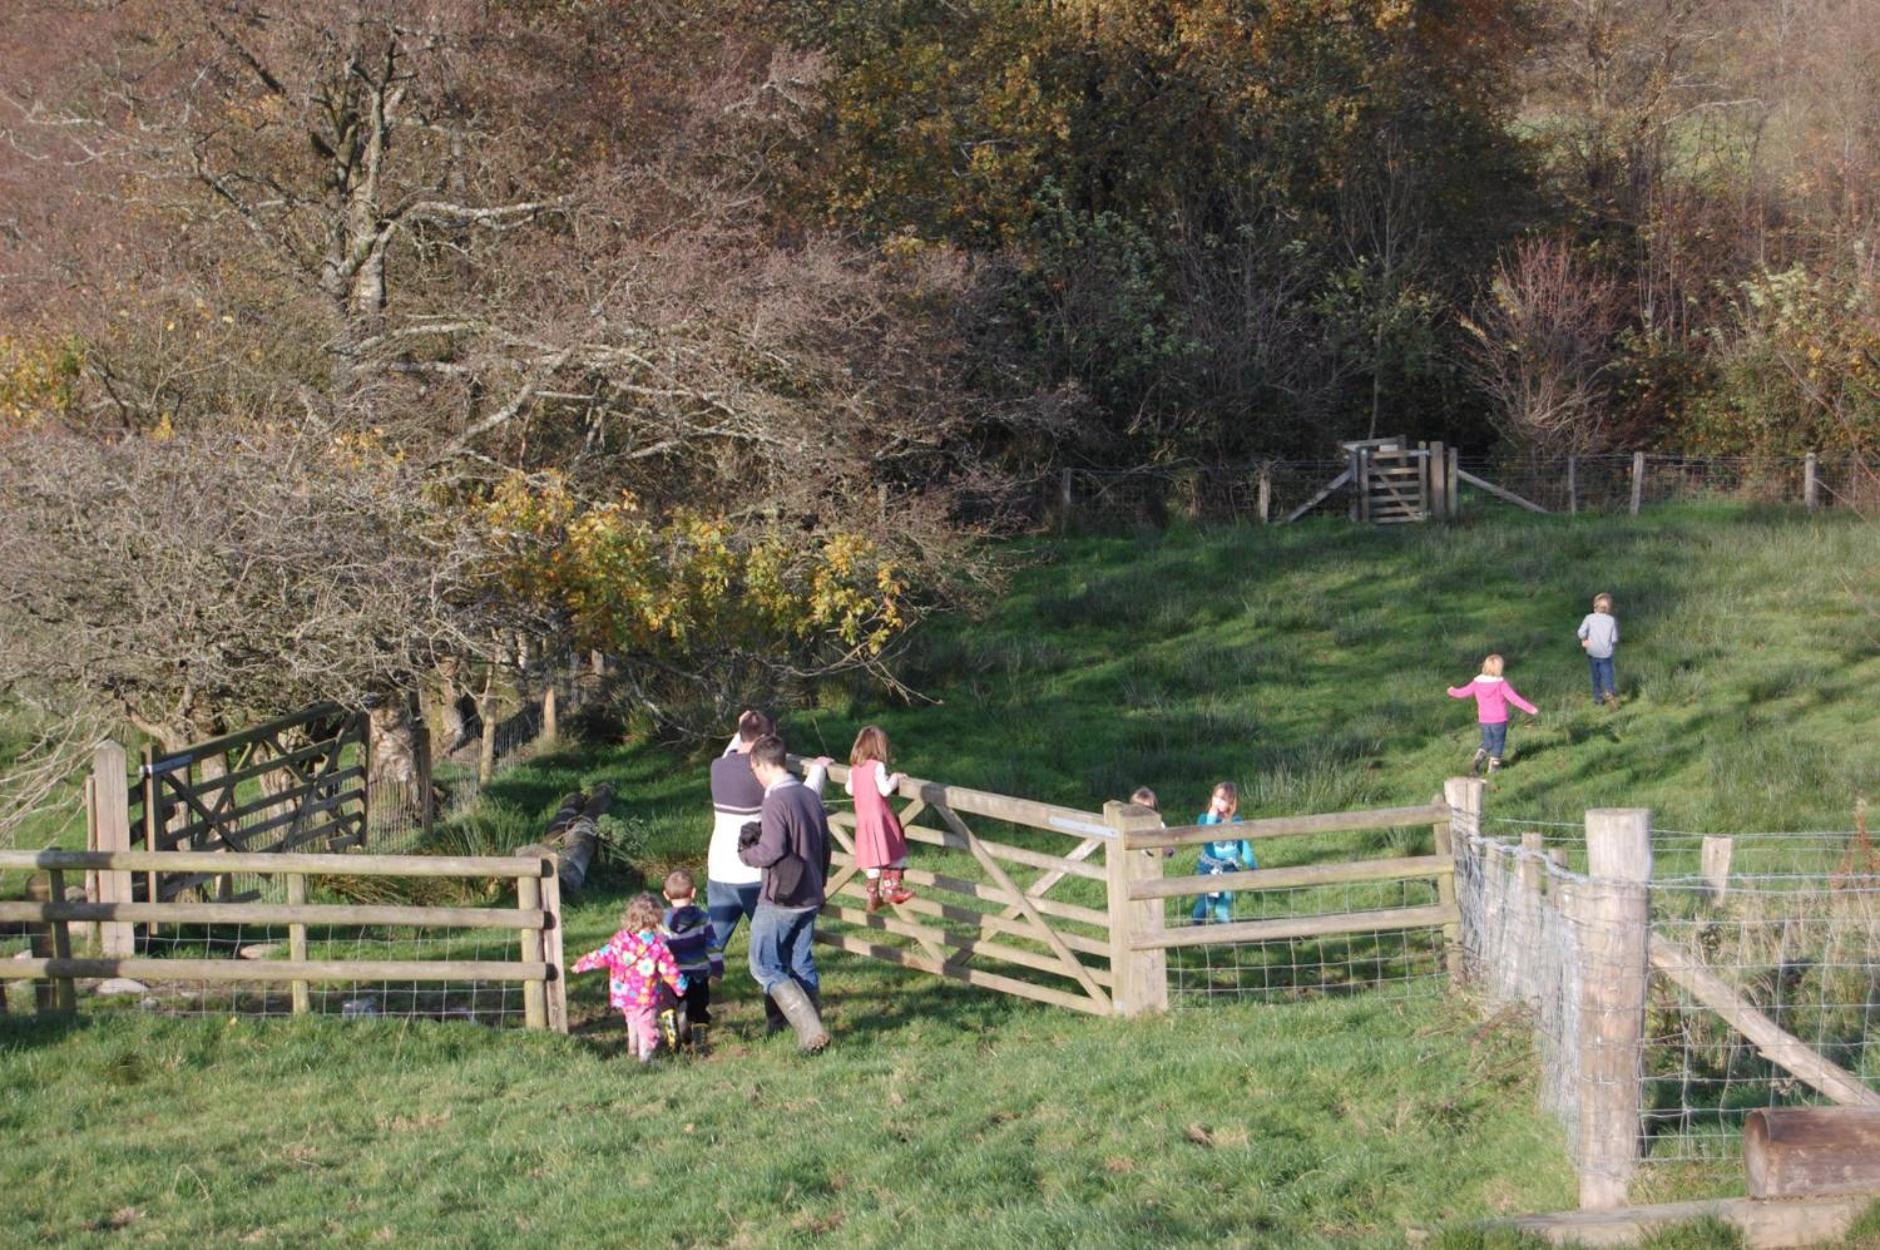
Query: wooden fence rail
0,849,566,1032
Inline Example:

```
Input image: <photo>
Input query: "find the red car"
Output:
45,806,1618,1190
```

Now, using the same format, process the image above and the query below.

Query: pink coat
1446,675,1537,724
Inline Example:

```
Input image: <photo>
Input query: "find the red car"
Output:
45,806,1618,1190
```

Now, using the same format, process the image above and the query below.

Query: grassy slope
4,504,1878,1248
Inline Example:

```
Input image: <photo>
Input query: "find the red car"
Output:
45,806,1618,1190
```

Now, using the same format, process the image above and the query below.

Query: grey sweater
1577,612,1620,659
738,777,832,909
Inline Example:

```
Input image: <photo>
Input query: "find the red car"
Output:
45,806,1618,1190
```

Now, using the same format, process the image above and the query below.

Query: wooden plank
152,779,365,853
46,870,76,1012
812,930,1109,1016
0,958,548,983
0,849,549,879
1283,467,1353,524
160,736,358,804
0,900,546,930
824,871,1111,957
1651,936,1880,1109
152,703,349,767
898,823,1106,880
938,805,1111,1011
1131,854,1451,901
1456,467,1550,515
156,765,366,840
1747,1108,1880,1199
797,758,1111,841
821,898,1113,988
1129,804,1447,851
1106,802,1168,1015
1133,904,1457,951
1507,1192,1880,1249
1701,835,1733,902
539,854,569,1035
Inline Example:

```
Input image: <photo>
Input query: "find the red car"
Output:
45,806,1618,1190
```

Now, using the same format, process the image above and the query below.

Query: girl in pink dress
847,725,914,913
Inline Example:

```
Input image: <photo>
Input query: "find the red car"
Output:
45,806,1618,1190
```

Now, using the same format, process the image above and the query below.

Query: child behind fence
573,892,686,1063
1191,781,1255,925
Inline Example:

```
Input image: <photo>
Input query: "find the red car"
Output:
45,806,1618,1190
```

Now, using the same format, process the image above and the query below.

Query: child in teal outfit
1191,781,1255,924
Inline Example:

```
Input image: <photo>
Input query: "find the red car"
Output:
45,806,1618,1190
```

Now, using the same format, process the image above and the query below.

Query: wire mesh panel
1643,871,1880,1162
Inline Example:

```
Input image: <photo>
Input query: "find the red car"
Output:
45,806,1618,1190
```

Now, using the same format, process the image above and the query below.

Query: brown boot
883,867,914,906
865,878,882,914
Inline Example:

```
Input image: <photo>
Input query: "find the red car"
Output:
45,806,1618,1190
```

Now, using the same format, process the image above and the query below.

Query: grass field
4,503,1879,1247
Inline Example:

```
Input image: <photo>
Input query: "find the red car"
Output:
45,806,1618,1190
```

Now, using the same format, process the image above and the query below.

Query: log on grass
1746,1108,1880,1199
551,783,612,894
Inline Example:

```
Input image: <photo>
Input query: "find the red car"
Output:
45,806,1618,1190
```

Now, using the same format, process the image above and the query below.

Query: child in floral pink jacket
573,892,687,1062
1447,653,1538,775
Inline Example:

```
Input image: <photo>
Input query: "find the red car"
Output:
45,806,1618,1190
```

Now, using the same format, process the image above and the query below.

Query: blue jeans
1589,655,1616,702
707,878,762,968
1480,720,1509,760
748,902,819,999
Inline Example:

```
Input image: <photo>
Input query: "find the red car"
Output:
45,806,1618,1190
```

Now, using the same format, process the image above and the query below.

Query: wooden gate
1353,442,1432,524
115,704,370,903
804,760,1139,1016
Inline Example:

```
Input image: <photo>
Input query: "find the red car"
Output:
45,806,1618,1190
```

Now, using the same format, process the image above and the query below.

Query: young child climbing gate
1191,781,1254,925
847,725,913,913
573,892,687,1064
1447,653,1539,775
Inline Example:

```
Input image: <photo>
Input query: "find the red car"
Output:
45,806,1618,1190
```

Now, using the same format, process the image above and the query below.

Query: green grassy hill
4,504,1878,1248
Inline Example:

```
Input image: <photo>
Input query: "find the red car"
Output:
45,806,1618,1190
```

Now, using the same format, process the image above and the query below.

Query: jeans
748,902,820,999
707,878,762,968
1480,720,1509,760
1589,654,1616,702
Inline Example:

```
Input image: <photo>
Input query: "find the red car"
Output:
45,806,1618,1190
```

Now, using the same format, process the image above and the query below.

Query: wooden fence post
413,722,435,841
92,741,136,958
1060,468,1074,529
46,868,76,1012
541,685,558,745
517,863,548,1030
516,843,568,1034
1700,836,1733,903
1104,800,1167,1016
1429,441,1446,520
1442,776,1484,981
1431,791,1462,981
1804,453,1819,511
1567,454,1579,514
1257,465,1272,525
1630,452,1646,516
1348,447,1362,520
286,872,310,1014
1447,447,1460,518
1357,449,1373,523
1576,807,1653,1210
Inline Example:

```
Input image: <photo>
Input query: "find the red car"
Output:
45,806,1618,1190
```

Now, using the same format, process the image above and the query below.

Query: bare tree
1462,237,1625,455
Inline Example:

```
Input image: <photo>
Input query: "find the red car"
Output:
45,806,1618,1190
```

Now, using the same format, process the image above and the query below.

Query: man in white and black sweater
707,711,827,1031
739,734,834,1052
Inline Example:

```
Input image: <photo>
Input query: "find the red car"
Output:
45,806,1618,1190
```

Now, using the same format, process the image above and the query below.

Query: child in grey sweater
1577,593,1620,708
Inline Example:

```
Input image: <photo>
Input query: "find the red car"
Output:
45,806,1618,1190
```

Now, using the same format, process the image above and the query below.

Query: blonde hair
1593,592,1613,611
849,724,893,768
622,892,664,933
1481,654,1505,676
662,869,696,900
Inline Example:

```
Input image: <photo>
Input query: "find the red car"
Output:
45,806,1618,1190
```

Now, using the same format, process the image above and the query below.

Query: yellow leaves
477,473,911,661
0,334,83,430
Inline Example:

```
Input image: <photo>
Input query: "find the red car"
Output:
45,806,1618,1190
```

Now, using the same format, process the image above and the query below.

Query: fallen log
1747,1108,1880,1199
552,783,611,894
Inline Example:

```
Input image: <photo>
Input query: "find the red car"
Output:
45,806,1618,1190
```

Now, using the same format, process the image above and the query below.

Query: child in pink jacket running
1447,654,1538,775
573,892,687,1063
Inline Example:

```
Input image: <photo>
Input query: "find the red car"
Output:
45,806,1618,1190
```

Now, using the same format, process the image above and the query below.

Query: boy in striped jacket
660,869,715,1055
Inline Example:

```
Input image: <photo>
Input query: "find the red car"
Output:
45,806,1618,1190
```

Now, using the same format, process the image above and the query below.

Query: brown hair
623,892,664,933
1212,781,1239,807
662,869,696,900
750,734,788,770
737,709,774,745
1129,786,1158,811
849,724,893,767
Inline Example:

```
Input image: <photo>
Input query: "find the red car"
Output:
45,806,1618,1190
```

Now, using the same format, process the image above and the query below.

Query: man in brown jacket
739,734,834,1052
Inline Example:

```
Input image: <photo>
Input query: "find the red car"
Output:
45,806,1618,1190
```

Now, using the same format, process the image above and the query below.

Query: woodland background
1,0,1876,825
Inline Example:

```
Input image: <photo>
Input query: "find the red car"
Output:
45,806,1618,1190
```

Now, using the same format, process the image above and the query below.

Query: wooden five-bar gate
800,758,1461,1018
